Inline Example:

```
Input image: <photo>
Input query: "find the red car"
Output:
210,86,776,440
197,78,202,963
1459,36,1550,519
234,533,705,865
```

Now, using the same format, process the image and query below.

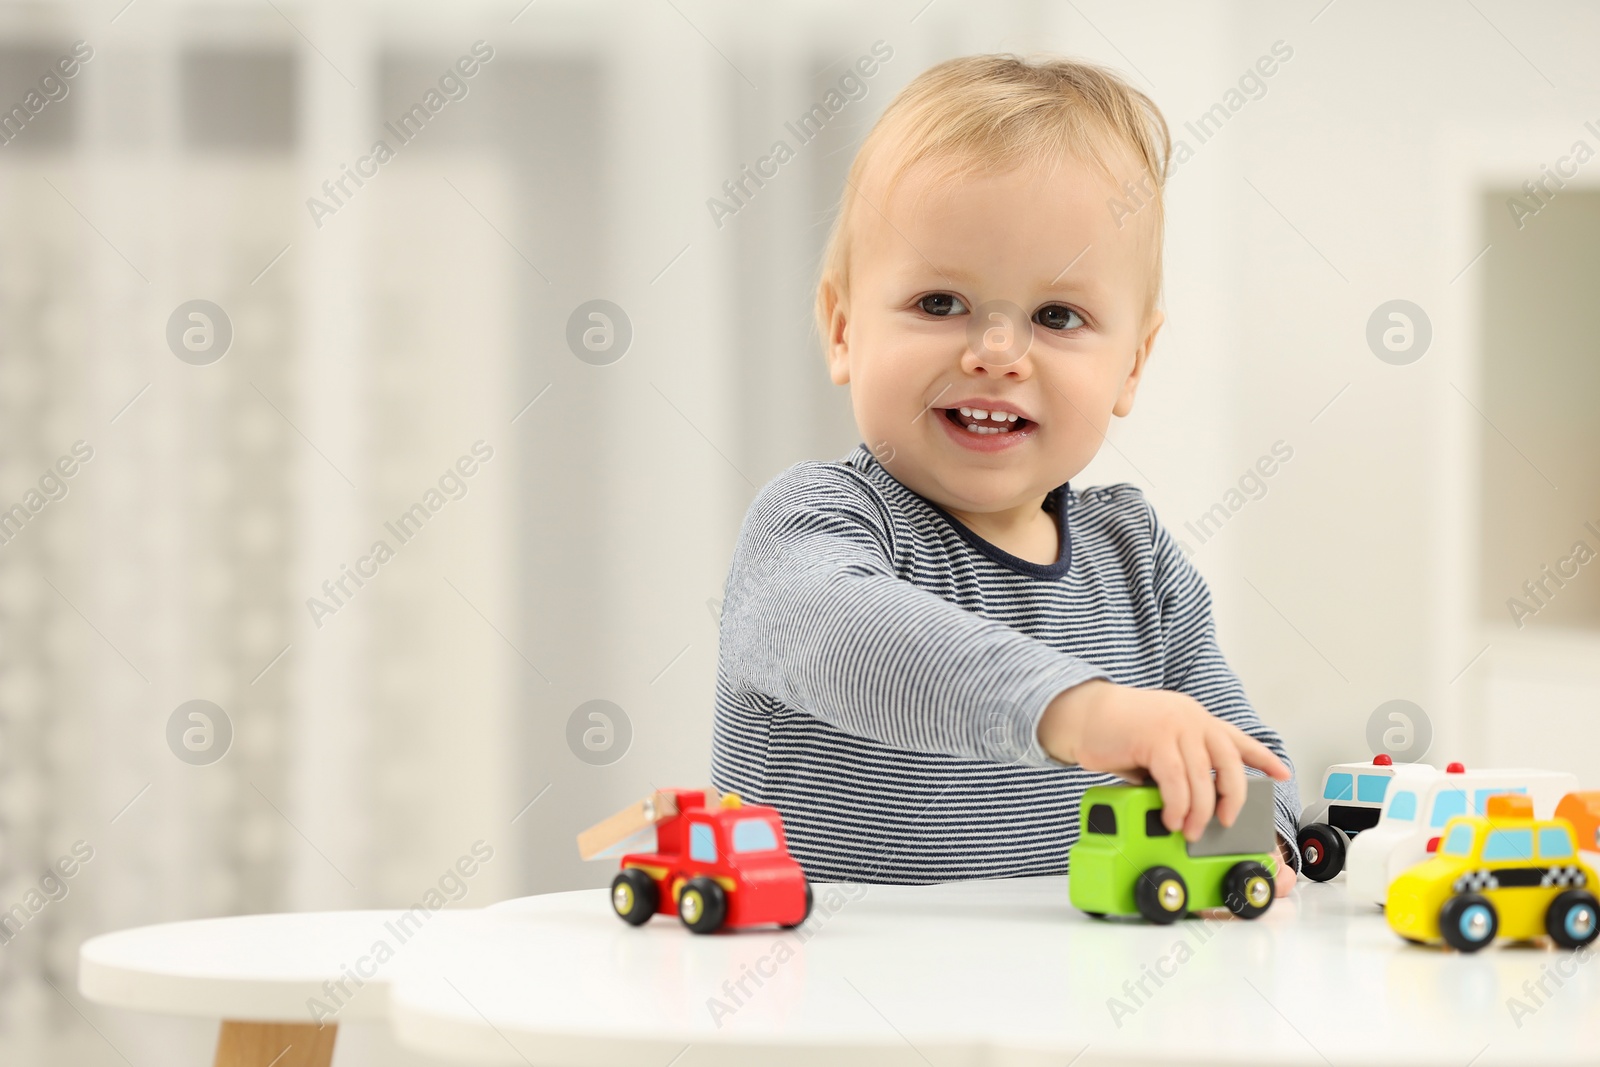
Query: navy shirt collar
850,443,1074,580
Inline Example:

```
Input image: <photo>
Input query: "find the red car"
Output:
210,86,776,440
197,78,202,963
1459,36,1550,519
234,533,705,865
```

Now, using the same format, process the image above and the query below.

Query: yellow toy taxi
1386,794,1600,952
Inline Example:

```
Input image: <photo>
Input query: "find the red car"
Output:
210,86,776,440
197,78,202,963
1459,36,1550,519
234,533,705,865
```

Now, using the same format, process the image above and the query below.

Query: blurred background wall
0,0,1595,1062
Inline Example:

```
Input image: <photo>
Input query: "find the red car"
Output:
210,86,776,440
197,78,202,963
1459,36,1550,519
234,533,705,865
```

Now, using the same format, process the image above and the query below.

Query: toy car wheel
781,880,813,929
1134,866,1189,925
1545,889,1600,949
1084,912,1107,920
1296,823,1346,882
1223,861,1275,920
678,876,728,934
1439,893,1498,952
610,869,659,926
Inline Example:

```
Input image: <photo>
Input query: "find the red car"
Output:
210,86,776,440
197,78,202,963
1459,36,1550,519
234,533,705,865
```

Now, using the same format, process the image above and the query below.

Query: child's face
823,151,1164,515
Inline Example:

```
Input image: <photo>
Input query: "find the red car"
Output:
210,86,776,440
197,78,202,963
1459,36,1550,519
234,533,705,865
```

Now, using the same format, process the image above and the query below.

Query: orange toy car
1556,791,1600,856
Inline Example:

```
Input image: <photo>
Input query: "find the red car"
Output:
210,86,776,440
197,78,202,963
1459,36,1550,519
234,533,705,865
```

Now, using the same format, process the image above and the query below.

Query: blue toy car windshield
1323,773,1353,801
1440,824,1474,856
1482,829,1533,861
1387,791,1417,821
689,822,717,862
732,819,779,853
1356,775,1390,803
1538,826,1575,860
1430,789,1468,828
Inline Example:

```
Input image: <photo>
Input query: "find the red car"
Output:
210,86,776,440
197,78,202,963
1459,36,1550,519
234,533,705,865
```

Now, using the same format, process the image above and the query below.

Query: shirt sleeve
1145,494,1305,872
718,463,1110,768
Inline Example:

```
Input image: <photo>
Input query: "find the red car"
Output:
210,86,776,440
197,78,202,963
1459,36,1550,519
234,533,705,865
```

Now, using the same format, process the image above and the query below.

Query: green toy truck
1068,777,1279,923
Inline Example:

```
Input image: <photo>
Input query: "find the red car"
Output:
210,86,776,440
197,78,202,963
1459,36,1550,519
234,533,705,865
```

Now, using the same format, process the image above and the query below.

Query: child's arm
720,464,1111,767
1039,494,1301,875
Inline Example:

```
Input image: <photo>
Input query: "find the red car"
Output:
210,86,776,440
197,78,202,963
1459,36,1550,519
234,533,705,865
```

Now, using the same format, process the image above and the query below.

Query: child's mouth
943,407,1032,435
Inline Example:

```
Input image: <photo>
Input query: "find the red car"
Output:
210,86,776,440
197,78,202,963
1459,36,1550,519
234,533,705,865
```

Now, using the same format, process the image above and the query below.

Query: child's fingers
1208,731,1248,828
1148,743,1190,834
1274,856,1296,898
1227,725,1291,780
1180,733,1215,840
1273,839,1297,898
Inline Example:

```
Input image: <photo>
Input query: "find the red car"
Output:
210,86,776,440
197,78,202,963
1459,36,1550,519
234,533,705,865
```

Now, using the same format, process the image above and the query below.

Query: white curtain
0,1,868,1061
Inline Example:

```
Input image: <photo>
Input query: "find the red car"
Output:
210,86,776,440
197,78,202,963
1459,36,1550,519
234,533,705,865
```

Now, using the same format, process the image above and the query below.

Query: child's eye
1035,304,1084,332
917,293,968,317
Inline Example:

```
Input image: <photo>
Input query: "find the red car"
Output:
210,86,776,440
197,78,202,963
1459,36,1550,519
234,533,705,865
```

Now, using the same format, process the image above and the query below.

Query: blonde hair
815,53,1171,349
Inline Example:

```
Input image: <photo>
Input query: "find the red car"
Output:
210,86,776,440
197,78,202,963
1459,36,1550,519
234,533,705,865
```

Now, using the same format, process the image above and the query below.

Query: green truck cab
1068,777,1279,923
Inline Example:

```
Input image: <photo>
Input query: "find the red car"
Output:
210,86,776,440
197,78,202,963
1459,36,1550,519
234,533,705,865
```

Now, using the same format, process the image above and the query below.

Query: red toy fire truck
577,787,812,933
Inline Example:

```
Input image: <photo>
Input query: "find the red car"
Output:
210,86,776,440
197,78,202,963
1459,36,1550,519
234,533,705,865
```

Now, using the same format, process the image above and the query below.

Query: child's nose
963,298,1035,372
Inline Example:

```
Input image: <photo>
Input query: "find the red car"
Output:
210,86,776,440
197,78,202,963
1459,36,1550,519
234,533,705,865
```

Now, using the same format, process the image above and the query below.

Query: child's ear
1112,307,1164,418
821,274,851,385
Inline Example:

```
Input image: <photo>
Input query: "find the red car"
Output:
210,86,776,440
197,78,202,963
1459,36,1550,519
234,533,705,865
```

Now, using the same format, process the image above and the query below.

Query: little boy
711,53,1301,893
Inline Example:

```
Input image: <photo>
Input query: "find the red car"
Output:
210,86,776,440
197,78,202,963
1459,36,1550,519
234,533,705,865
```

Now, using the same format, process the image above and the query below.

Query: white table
391,877,1600,1066
78,909,467,1066
77,879,1600,1066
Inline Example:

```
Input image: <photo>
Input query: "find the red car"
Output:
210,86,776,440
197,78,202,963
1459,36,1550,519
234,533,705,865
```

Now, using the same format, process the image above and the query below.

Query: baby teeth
958,407,1021,422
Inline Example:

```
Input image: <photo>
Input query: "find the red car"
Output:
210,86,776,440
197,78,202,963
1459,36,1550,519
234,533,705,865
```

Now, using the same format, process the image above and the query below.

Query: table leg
212,1021,337,1067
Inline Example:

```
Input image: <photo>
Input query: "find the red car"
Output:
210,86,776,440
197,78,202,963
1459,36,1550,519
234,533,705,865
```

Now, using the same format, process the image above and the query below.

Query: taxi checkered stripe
1451,869,1498,893
1541,866,1587,889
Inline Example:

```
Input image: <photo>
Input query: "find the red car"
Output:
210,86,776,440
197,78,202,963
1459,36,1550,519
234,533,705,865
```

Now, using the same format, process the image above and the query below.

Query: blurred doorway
1474,186,1600,776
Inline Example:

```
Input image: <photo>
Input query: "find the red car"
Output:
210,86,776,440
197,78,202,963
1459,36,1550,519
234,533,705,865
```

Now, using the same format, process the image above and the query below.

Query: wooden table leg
213,1021,337,1067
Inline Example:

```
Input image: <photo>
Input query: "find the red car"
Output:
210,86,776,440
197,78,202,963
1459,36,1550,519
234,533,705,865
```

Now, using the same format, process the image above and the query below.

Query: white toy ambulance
1345,762,1580,906
1296,755,1439,882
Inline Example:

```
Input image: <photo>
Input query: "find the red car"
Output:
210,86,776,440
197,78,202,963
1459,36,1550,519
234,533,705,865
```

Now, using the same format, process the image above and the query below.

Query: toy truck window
1430,790,1468,828
689,822,717,862
1086,804,1116,835
732,819,779,853
1323,773,1354,801
1474,787,1525,813
1356,775,1390,804
1440,825,1475,856
1538,826,1575,860
1482,829,1533,861
1144,809,1170,837
1387,791,1418,821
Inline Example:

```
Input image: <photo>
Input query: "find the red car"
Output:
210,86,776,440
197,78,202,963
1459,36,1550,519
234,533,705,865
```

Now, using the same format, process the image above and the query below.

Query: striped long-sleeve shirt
710,442,1302,884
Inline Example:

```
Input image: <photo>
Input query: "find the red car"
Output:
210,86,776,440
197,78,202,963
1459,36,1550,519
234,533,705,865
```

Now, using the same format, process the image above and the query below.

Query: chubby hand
1038,679,1292,841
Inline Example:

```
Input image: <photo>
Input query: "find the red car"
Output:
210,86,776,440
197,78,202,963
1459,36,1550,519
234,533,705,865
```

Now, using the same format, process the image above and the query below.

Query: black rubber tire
1296,823,1347,882
610,868,659,926
1439,893,1498,952
678,876,728,934
1223,860,1275,920
781,881,814,929
1546,889,1600,949
1134,866,1189,925
1084,912,1107,920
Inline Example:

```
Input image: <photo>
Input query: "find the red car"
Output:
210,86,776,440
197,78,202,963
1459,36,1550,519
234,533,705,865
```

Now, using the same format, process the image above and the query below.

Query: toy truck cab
1346,764,1580,906
608,789,812,934
1069,778,1278,924
1296,756,1437,882
1386,794,1600,952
